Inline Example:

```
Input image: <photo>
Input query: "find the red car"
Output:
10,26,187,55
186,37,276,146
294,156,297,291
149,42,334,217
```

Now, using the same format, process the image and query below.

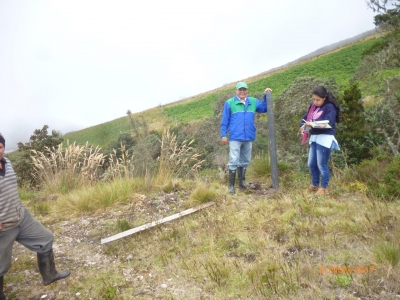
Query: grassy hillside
6,32,400,299
63,116,131,149
63,106,172,150
164,38,378,123
63,35,381,148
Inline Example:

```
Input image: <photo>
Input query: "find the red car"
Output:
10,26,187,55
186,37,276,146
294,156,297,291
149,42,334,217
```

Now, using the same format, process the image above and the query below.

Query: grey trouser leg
0,207,54,276
228,141,252,170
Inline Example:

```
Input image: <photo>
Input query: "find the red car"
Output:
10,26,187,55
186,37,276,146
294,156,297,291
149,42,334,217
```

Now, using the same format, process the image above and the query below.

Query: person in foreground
0,134,70,300
220,81,272,194
300,86,340,196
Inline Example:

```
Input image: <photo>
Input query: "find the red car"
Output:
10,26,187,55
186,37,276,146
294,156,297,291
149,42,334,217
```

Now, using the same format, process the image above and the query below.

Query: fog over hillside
5,30,376,153
4,118,84,153
260,29,378,75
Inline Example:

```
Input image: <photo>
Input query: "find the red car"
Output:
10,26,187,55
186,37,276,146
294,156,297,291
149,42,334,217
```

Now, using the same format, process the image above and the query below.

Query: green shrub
131,133,161,177
361,36,390,58
382,155,400,198
336,83,372,165
351,155,400,200
189,116,224,169
274,77,338,168
362,77,400,157
14,125,63,188
107,132,136,158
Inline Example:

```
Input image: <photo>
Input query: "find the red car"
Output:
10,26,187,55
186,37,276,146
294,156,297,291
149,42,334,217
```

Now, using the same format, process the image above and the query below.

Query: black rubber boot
228,169,236,194
237,167,248,189
0,276,6,300
37,249,70,286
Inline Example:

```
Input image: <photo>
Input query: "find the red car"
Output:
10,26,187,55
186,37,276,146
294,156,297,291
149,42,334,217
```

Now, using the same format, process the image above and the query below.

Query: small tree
126,110,149,139
14,125,63,188
367,0,400,30
107,132,136,158
354,1,400,156
336,83,372,165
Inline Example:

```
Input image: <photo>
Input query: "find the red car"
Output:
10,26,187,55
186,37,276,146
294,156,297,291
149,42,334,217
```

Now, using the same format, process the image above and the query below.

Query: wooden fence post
266,92,279,188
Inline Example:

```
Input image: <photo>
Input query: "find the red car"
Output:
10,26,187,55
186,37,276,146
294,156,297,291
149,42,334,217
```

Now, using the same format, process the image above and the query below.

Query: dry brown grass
102,143,135,181
14,134,400,299
8,174,400,299
31,141,105,193
155,129,205,185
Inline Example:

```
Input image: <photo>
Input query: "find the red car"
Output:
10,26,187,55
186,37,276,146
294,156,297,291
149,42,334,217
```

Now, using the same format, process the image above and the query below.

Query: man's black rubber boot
237,167,248,189
228,169,236,194
0,276,6,300
37,249,71,286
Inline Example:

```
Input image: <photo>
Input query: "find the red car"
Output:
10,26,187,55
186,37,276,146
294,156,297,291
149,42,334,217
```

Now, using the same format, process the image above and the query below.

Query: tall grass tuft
156,129,204,185
248,150,271,178
53,178,138,215
200,255,231,286
31,141,105,194
374,241,400,267
102,143,135,180
116,219,131,233
33,202,50,216
189,182,218,206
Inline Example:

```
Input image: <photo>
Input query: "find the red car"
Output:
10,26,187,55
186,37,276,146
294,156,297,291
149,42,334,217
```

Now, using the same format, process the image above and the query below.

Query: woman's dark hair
312,86,340,123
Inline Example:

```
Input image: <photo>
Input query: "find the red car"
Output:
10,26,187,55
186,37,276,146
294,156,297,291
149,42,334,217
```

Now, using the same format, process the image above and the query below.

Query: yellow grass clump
156,129,205,185
30,141,105,194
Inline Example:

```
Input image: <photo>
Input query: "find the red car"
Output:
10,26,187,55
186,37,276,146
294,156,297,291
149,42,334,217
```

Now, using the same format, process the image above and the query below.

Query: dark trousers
0,207,54,276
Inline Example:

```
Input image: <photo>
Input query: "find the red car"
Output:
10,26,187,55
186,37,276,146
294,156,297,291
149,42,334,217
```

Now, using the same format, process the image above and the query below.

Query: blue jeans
228,141,252,171
308,142,334,188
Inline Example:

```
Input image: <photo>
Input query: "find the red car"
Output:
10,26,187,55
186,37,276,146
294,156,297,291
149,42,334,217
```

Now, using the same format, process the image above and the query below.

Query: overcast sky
1,0,377,151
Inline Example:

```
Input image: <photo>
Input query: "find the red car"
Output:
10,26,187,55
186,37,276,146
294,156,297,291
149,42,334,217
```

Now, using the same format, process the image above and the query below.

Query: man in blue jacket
220,82,272,194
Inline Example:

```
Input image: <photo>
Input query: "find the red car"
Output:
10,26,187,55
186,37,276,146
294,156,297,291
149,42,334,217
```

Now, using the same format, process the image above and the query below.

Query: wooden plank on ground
101,201,215,244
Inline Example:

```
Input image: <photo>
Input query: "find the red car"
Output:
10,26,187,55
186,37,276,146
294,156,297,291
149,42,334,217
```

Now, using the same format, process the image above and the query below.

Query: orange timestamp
318,265,375,275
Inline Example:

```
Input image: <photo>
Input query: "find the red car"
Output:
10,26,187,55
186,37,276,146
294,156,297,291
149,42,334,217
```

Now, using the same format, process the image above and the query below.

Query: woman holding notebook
300,86,341,196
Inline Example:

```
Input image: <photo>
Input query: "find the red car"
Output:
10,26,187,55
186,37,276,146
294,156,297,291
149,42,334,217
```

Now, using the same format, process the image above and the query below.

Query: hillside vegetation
5,8,400,299
62,35,380,147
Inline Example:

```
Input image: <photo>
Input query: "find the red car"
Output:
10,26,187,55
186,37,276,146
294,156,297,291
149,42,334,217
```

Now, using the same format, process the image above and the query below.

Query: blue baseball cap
236,82,248,89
